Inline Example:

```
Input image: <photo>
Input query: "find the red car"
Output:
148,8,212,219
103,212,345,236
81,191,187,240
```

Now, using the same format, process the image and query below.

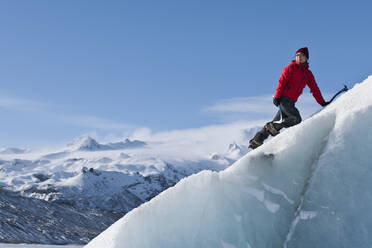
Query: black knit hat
296,47,309,59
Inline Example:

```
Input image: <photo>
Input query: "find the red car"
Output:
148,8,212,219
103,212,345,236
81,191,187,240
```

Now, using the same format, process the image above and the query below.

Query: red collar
291,60,309,69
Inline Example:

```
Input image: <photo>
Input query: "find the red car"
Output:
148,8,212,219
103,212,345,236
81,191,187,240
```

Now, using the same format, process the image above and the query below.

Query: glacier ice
85,76,372,248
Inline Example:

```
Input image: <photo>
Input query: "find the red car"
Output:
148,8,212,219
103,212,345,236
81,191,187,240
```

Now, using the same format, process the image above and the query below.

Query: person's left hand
321,101,330,107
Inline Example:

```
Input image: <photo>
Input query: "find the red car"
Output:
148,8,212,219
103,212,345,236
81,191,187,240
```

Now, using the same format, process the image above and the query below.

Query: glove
273,97,281,107
321,101,330,107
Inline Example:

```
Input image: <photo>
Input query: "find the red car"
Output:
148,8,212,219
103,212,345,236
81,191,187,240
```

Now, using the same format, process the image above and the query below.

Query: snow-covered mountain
0,189,115,244
0,125,259,244
84,77,372,248
66,135,146,152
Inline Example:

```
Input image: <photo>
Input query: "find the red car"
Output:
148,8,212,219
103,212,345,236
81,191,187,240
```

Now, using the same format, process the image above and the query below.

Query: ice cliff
85,76,372,248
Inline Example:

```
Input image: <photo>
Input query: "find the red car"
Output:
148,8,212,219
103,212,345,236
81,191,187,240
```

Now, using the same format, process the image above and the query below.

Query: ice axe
272,104,284,124
328,84,348,104
307,84,349,117
278,105,283,122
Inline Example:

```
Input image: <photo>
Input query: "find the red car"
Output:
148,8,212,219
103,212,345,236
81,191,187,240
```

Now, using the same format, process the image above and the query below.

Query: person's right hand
321,101,330,107
273,97,281,107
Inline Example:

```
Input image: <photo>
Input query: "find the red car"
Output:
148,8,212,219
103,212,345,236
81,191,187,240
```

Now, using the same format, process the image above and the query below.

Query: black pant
251,96,302,143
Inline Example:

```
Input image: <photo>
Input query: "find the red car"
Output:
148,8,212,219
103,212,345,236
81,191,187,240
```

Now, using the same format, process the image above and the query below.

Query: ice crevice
282,111,337,247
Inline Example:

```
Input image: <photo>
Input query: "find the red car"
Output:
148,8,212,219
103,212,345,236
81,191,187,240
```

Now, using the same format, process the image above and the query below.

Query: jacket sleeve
307,71,325,105
274,65,291,99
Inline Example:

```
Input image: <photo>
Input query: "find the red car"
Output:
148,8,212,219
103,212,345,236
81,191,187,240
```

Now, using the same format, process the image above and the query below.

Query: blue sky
0,0,371,147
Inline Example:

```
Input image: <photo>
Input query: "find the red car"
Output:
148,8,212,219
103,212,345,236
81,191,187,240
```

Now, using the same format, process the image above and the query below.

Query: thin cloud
0,93,136,132
59,114,136,131
203,93,332,122
130,120,265,160
202,95,274,114
0,94,47,112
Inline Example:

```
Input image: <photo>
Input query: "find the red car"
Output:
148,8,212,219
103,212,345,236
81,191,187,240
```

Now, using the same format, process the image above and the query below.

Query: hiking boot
249,139,263,149
264,122,280,136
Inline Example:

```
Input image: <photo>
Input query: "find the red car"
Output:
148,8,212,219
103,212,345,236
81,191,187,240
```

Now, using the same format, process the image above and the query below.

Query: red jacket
274,60,325,105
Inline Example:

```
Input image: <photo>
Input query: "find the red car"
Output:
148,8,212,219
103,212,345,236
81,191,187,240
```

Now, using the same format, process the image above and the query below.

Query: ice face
285,81,372,248
85,76,372,248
